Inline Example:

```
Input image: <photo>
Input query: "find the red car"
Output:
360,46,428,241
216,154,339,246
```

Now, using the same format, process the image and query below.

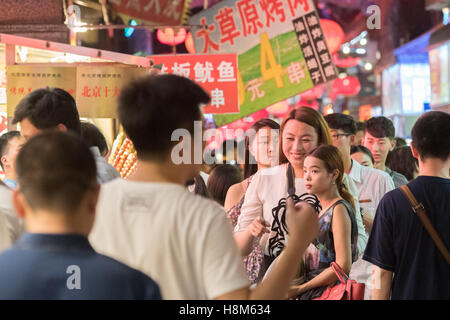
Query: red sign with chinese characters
149,54,239,114
109,0,189,25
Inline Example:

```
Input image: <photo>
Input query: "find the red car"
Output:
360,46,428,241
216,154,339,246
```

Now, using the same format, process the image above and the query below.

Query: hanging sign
76,65,146,118
189,0,337,126
149,54,239,114
109,0,191,25
6,65,76,117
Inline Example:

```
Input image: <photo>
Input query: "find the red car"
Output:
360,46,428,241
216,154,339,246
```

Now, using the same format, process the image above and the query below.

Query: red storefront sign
109,0,189,25
149,54,239,114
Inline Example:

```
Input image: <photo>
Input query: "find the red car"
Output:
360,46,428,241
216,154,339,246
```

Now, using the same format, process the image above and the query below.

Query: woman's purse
313,262,365,300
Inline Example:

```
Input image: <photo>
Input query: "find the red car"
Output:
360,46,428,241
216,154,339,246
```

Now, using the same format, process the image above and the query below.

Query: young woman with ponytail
287,144,358,300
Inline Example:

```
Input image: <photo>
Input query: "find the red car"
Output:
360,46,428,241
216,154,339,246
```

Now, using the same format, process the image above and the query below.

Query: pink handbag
314,262,365,300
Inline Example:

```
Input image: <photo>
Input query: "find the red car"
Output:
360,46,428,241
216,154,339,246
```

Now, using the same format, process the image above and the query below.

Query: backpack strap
399,185,450,266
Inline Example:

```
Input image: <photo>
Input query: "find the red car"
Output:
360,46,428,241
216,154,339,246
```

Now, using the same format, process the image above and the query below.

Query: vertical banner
189,0,338,126
149,54,239,114
76,66,147,118
6,66,76,117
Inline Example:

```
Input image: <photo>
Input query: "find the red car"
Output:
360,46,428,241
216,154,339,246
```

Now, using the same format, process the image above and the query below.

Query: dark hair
16,131,97,214
193,175,209,198
355,121,364,132
411,111,450,162
0,131,20,170
207,165,242,206
279,107,332,164
244,118,280,179
13,88,81,135
364,116,395,139
118,74,210,161
324,113,356,135
386,146,418,181
350,145,374,165
307,145,355,211
80,122,108,157
394,137,407,148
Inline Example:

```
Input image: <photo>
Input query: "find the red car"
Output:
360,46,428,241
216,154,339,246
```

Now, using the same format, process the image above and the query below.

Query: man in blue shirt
363,111,450,299
0,131,161,299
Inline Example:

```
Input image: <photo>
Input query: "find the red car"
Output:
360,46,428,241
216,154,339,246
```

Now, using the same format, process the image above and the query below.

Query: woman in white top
234,107,333,280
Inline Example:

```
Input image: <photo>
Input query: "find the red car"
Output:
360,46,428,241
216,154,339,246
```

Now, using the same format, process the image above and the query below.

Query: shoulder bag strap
399,185,450,265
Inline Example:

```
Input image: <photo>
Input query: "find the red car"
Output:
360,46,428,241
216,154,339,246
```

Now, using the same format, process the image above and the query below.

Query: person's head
80,121,109,157
410,111,450,165
13,88,81,141
207,165,242,206
244,118,280,179
386,146,418,181
13,131,99,235
394,137,406,149
279,107,332,170
324,113,356,157
363,116,396,169
0,131,23,179
353,121,365,146
118,74,210,183
304,145,355,210
350,145,374,168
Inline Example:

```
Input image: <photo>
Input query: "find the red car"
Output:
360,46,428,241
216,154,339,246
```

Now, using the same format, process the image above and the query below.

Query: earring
332,181,336,185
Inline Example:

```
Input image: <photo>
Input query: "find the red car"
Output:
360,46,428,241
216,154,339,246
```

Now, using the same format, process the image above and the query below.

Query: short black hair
355,121,364,132
411,111,450,161
394,137,407,148
364,116,395,139
324,113,356,135
16,131,97,214
386,146,418,181
0,131,20,170
13,88,81,135
351,145,374,165
80,122,108,157
207,165,242,206
118,74,210,160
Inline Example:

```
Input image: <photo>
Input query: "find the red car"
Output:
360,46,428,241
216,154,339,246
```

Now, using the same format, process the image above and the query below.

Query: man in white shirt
89,74,319,300
325,113,395,299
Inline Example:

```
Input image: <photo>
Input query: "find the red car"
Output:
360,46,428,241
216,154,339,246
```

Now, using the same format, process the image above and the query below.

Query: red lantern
320,19,344,54
266,101,290,116
332,52,360,68
359,105,372,121
296,99,319,111
185,32,196,54
332,77,361,96
157,28,187,45
299,84,324,100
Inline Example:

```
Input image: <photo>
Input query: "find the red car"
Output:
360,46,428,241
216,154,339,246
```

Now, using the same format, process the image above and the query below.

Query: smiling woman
234,107,332,281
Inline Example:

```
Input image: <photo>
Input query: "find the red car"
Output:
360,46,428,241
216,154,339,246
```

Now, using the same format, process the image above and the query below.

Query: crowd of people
0,74,448,300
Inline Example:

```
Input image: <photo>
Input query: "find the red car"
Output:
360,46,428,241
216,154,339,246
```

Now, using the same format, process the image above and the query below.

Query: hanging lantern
157,28,187,45
332,52,360,68
332,76,361,96
359,104,372,121
185,32,196,54
299,84,324,100
295,99,319,110
320,19,344,54
266,101,290,116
